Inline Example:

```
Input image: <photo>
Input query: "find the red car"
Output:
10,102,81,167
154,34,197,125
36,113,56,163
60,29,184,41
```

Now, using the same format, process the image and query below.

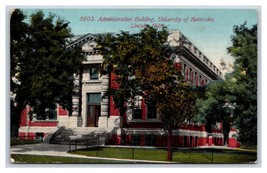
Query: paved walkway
10,143,172,163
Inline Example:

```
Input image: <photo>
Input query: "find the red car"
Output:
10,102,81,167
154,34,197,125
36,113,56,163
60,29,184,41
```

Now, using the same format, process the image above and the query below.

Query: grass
11,147,257,164
240,146,257,151
173,150,256,163
69,147,257,164
71,147,167,161
11,154,134,164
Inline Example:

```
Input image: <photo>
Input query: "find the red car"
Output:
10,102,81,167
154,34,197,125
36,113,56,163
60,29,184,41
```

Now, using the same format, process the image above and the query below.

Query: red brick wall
28,121,58,127
228,138,239,148
20,107,30,127
58,106,68,116
18,132,36,140
109,96,120,116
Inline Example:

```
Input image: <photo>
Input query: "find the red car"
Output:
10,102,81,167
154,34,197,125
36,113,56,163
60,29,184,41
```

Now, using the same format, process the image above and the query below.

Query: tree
10,9,29,137
227,23,257,146
97,26,199,160
196,78,236,145
10,9,84,131
97,30,141,126
156,78,202,160
196,23,257,146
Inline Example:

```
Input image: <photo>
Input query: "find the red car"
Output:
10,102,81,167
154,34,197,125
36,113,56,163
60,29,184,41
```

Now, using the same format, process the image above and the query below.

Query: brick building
18,30,240,148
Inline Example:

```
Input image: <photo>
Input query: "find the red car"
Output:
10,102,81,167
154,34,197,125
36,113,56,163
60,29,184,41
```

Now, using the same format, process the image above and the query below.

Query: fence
68,137,99,152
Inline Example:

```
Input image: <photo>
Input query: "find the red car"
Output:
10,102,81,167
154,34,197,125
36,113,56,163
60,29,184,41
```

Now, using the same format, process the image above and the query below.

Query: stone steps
49,127,111,146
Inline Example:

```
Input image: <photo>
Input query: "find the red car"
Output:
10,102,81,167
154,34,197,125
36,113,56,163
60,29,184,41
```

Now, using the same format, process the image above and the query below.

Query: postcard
9,8,258,164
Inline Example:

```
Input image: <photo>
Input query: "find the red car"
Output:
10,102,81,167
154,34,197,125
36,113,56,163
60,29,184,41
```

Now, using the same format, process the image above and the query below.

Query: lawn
69,147,257,164
11,154,135,164
11,147,257,164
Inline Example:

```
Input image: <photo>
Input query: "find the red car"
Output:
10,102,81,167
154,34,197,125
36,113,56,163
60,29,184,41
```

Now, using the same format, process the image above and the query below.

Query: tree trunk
119,102,126,145
223,121,230,146
167,127,173,161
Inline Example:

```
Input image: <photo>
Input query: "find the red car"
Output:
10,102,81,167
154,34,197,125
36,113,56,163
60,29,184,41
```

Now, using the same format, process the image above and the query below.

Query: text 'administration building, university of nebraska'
18,30,240,148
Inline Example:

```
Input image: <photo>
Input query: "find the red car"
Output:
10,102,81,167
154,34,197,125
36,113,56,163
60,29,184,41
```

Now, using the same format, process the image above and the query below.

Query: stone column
72,74,80,116
99,74,109,128
69,73,82,127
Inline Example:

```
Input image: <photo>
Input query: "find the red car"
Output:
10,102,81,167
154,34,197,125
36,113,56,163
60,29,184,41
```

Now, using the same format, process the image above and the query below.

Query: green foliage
10,9,29,136
197,23,257,146
97,26,199,129
97,26,173,117
10,9,84,120
97,25,201,160
228,23,257,146
196,78,235,146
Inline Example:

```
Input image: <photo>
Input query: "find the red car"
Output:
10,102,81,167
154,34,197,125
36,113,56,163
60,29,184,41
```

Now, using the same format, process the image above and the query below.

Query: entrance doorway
87,93,101,127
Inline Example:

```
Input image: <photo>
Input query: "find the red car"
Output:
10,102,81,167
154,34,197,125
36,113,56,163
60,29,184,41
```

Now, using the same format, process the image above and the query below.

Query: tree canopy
97,26,198,125
10,9,84,123
228,23,257,146
196,23,257,146
196,77,235,145
97,25,200,160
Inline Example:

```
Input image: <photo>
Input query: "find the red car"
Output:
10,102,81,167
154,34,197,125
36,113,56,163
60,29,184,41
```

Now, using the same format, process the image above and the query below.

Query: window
132,135,141,146
133,108,142,119
195,136,198,147
195,72,198,87
201,80,204,87
36,133,44,142
132,96,142,119
184,64,188,79
146,135,156,146
87,93,101,105
190,68,194,82
185,68,188,80
191,68,192,80
87,93,101,127
36,104,57,120
183,136,188,147
90,66,99,80
147,101,157,119
48,108,57,120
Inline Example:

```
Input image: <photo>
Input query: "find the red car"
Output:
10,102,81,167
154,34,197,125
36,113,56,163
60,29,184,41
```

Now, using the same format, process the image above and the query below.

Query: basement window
132,135,141,146
36,133,44,142
146,135,156,146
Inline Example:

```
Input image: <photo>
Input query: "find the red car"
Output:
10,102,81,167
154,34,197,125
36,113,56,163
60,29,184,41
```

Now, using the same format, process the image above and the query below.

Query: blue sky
22,8,258,69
